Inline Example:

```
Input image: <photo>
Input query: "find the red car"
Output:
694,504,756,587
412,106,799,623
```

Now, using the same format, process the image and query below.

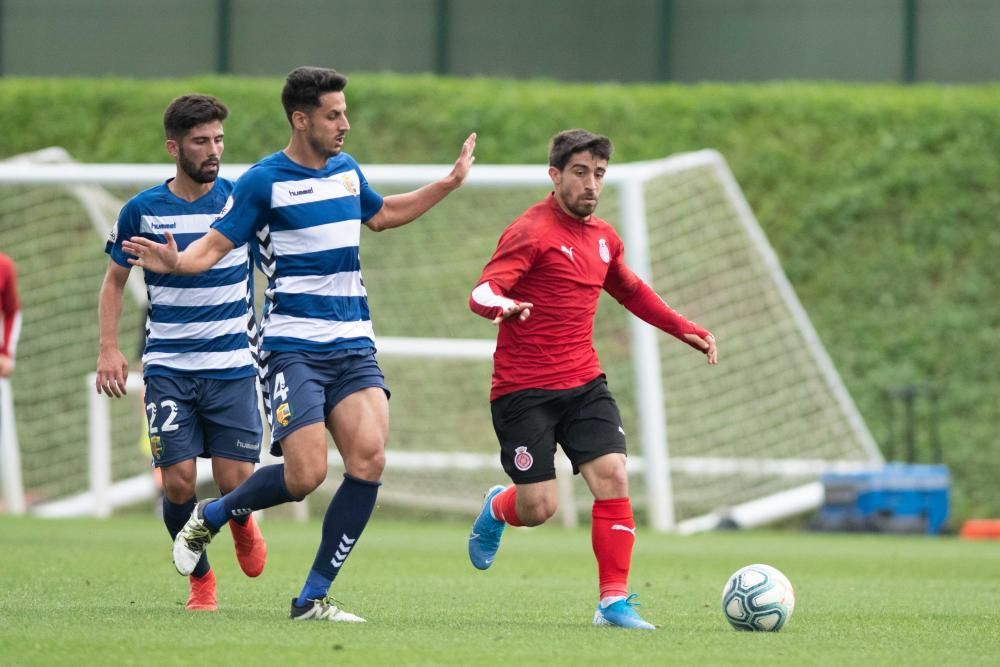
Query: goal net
0,148,882,532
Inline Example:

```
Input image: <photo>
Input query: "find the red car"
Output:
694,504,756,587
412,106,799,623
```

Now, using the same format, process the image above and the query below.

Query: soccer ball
721,564,795,632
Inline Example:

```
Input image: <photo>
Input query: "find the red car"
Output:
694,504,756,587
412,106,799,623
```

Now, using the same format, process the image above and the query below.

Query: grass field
2,515,998,667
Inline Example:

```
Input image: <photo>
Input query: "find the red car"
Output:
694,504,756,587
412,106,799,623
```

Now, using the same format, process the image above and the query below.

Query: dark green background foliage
1,76,997,520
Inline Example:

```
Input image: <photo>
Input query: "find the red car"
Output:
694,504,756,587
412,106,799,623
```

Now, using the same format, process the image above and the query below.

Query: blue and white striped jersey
212,151,384,354
106,178,257,379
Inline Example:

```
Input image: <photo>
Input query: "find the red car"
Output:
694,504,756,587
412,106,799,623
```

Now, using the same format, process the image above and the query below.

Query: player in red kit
467,129,718,630
0,253,21,379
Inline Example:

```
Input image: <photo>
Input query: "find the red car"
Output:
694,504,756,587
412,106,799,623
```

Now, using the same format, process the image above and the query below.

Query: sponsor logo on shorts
149,435,163,460
276,402,293,427
513,445,534,472
235,439,260,451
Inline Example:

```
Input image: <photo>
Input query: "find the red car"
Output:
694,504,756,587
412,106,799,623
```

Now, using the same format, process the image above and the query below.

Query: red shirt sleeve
469,220,538,321
0,255,21,358
604,252,711,352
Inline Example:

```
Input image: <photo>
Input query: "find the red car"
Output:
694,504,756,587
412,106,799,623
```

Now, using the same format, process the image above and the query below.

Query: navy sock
296,474,380,605
203,464,298,531
163,496,210,578
230,515,250,526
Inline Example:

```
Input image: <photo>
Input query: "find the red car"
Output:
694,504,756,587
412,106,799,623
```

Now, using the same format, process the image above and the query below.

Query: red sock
489,485,524,526
592,497,634,600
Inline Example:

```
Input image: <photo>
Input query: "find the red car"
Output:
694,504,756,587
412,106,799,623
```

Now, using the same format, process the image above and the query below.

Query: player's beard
307,128,346,159
178,148,219,184
563,191,599,218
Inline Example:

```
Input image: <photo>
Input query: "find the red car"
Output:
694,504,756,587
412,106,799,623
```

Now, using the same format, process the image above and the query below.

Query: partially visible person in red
0,252,21,378
466,129,718,631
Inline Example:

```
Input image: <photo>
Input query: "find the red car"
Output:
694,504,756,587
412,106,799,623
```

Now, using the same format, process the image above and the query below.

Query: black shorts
490,375,627,484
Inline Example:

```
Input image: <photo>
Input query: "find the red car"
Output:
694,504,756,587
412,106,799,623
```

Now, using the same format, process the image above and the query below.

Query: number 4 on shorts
272,372,289,403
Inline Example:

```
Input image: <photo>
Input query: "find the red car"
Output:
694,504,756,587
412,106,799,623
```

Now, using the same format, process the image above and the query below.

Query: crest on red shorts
514,445,534,471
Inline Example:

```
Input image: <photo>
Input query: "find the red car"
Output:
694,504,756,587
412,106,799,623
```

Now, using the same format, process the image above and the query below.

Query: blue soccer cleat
468,485,507,570
592,594,656,630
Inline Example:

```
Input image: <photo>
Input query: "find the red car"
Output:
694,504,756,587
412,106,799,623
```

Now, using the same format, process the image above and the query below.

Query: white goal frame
0,149,883,532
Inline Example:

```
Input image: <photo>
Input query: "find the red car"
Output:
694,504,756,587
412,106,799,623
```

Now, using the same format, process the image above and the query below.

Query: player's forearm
173,249,217,275
618,281,710,348
368,180,457,232
174,233,231,274
469,281,517,321
97,279,125,352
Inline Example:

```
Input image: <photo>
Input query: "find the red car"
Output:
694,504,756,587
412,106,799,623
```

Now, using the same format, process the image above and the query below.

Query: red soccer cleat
230,514,267,577
186,569,218,611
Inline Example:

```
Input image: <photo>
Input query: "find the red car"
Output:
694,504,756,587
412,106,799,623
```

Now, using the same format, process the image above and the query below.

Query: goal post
0,378,26,514
0,148,882,530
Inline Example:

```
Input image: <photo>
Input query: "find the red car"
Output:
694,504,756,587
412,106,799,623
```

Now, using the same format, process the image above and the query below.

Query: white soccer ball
721,563,795,632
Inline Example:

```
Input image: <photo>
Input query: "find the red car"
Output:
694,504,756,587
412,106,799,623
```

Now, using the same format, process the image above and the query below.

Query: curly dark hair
548,129,613,170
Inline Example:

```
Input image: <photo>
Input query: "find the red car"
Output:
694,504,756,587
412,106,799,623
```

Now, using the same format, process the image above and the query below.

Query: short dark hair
163,94,228,140
548,129,613,170
282,66,349,124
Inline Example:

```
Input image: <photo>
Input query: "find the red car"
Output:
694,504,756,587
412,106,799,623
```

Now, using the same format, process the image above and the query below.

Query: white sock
600,595,626,609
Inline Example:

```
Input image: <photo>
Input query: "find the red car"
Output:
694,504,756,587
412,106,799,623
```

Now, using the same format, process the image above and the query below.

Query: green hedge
2,76,999,521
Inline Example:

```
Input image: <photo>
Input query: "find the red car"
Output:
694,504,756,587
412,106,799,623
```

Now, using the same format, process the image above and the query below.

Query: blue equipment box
815,463,950,535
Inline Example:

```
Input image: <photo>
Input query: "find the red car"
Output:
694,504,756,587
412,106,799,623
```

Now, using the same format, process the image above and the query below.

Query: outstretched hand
493,301,533,325
684,332,718,365
95,348,129,397
122,232,179,274
447,132,477,189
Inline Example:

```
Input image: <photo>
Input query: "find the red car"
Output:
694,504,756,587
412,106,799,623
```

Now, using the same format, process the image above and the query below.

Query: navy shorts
143,374,263,468
489,375,627,484
265,350,389,456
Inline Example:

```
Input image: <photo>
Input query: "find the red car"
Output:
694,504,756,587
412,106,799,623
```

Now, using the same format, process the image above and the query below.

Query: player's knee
161,476,196,504
519,495,558,526
343,443,385,481
215,464,254,495
603,466,629,495
285,465,327,497
159,462,196,502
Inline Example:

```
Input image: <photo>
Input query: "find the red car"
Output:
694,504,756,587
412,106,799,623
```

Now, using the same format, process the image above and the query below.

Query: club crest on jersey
149,435,162,460
513,445,534,472
275,402,293,427
340,172,358,196
598,238,610,263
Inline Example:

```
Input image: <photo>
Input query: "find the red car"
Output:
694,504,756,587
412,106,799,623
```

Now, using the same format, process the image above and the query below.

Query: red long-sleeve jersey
0,252,21,359
470,193,711,400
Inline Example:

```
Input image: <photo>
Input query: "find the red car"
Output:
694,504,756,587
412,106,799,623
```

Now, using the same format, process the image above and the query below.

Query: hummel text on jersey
289,187,315,196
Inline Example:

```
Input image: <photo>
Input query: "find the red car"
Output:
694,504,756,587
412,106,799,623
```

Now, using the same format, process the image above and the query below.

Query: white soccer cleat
172,499,218,576
289,597,366,623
